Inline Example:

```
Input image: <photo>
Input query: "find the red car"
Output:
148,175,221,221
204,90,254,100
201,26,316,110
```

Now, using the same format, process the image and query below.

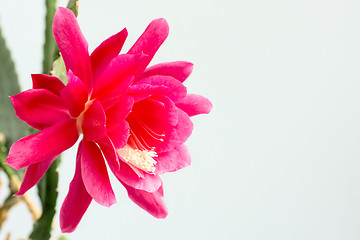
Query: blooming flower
6,7,133,232
6,6,211,233
109,21,213,218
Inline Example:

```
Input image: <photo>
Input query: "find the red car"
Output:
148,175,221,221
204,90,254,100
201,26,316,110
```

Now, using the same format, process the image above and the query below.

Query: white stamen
117,145,157,174
135,118,165,141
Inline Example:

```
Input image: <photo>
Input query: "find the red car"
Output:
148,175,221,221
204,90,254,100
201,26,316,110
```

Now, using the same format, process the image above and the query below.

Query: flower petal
91,54,147,100
60,146,92,233
15,155,58,196
53,7,92,87
114,159,162,193
155,144,190,175
128,18,169,78
31,74,65,96
96,136,120,171
151,108,193,153
128,75,187,103
82,100,106,141
107,120,130,149
126,98,173,152
6,119,78,170
176,94,213,117
90,28,128,81
80,140,116,207
141,61,193,83
122,180,168,218
105,95,133,131
60,70,88,117
150,95,178,126
11,89,70,130
172,108,193,145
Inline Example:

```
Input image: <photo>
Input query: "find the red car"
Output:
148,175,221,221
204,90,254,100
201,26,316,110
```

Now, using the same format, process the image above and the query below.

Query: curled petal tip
156,212,168,219
57,6,70,13
152,18,168,24
13,192,22,197
151,18,169,34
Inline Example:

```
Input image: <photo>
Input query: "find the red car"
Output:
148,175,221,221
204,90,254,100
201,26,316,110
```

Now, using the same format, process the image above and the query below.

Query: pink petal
91,54,147,100
107,120,130,149
6,119,79,170
10,89,70,130
150,108,193,153
53,7,92,88
80,140,116,207
128,75,187,103
105,95,133,131
150,95,178,126
176,94,213,117
155,144,190,175
96,136,120,171
141,61,193,83
60,147,92,233
31,74,65,96
60,70,89,117
90,28,128,81
122,180,168,219
128,18,169,79
15,155,58,196
126,98,173,152
114,160,162,193
172,108,193,145
81,100,106,141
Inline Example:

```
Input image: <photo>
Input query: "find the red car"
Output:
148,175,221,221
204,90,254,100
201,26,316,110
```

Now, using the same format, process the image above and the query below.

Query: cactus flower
6,7,134,232
112,21,213,218
6,6,212,233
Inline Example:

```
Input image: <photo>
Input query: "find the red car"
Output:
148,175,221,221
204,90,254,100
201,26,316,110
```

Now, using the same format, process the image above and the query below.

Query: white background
1,0,360,239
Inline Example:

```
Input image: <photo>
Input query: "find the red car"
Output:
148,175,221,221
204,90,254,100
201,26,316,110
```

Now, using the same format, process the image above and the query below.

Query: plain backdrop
1,0,360,239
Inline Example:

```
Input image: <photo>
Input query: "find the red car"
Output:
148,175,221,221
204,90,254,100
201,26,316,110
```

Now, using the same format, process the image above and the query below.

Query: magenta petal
173,109,193,144
128,75,187,103
11,89,70,130
53,7,92,87
141,61,193,83
114,160,162,193
90,28,128,81
31,74,65,96
128,18,169,78
151,95,178,126
155,145,190,175
176,94,213,117
96,136,120,171
60,70,88,117
99,95,128,110
60,146,92,233
122,180,168,218
80,140,116,207
153,107,193,153
82,100,106,141
6,119,78,170
107,120,130,149
105,95,134,131
91,54,147,100
126,98,172,152
15,155,58,196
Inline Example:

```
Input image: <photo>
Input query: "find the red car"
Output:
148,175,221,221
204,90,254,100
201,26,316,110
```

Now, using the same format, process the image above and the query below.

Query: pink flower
106,19,213,218
6,7,135,232
6,6,212,233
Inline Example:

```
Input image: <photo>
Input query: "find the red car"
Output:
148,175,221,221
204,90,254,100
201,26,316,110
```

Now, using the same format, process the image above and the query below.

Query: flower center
117,145,157,174
127,116,165,151
76,100,94,134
